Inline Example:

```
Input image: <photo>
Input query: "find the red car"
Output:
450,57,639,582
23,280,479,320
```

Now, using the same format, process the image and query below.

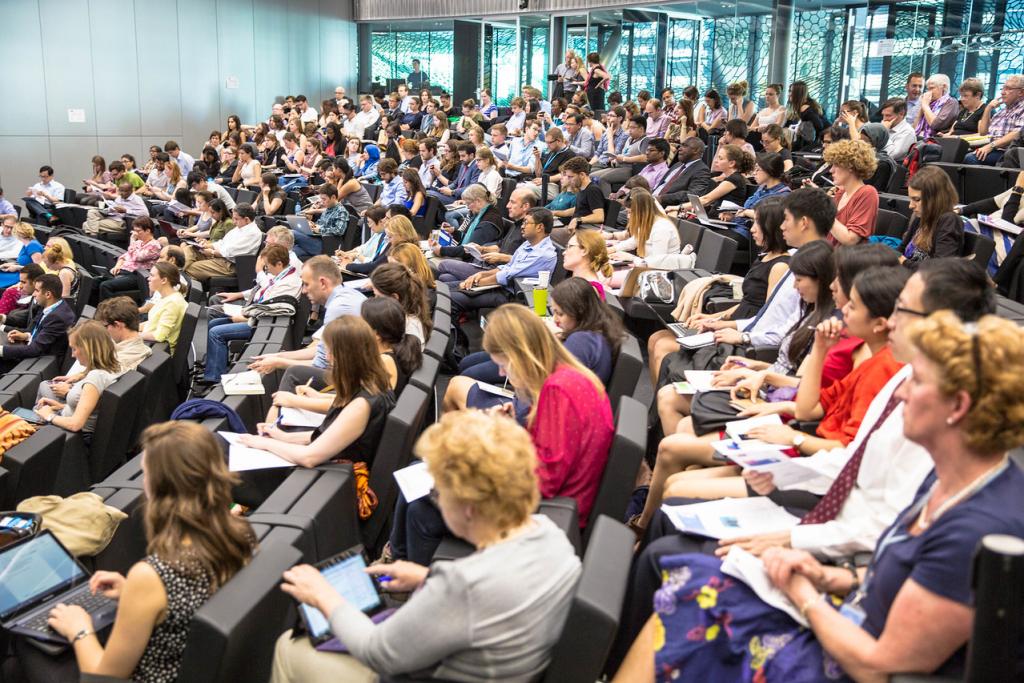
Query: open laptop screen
0,532,86,621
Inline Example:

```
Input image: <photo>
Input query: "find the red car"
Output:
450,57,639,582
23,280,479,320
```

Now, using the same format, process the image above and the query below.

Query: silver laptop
0,531,117,643
688,194,737,228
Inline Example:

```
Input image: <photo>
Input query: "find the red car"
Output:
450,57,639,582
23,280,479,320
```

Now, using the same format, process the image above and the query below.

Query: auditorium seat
875,208,909,239
0,426,65,509
247,466,361,563
962,230,995,267
540,516,634,683
175,543,303,683
583,396,646,545
607,334,644,410
54,370,147,494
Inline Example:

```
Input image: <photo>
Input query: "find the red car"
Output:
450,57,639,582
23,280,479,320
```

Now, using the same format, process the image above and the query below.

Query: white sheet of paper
660,497,800,539
344,277,372,290
718,200,743,212
219,432,295,471
683,371,718,392
721,547,808,627
712,439,826,489
279,406,326,428
725,414,783,442
221,303,244,317
678,331,715,349
393,461,435,503
980,213,1023,236
475,381,515,399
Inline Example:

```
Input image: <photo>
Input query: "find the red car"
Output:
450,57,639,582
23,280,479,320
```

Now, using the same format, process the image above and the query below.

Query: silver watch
792,433,807,449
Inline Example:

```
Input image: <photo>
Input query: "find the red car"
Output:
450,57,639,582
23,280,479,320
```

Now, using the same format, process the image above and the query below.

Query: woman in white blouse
474,147,502,198
755,83,787,131
608,189,680,264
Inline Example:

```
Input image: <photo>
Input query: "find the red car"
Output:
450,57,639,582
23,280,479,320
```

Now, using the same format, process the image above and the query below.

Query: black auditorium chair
175,543,303,683
0,426,65,510
541,516,635,683
247,466,361,563
54,370,147,494
607,335,644,411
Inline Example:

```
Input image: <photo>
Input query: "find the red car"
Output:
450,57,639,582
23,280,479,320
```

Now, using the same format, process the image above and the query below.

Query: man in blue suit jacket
428,142,482,225
0,273,76,370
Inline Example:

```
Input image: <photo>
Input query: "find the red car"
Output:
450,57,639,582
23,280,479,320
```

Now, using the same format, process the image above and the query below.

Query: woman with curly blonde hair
823,138,879,246
271,409,581,683
614,310,1024,683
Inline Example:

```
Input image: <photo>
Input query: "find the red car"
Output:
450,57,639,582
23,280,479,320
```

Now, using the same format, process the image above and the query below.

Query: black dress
733,253,790,319
712,172,749,213
312,389,396,467
586,68,606,111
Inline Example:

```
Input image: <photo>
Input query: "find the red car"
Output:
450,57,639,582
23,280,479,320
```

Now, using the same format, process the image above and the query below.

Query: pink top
530,364,614,527
121,237,162,273
588,280,607,301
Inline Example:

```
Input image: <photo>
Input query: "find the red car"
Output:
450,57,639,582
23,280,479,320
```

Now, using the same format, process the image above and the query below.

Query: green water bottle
533,270,551,316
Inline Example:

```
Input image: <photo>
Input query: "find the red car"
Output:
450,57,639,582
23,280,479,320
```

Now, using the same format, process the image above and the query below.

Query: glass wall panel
484,21,519,106
520,16,549,98
619,19,658,99
369,26,453,93
788,8,847,119
666,17,701,92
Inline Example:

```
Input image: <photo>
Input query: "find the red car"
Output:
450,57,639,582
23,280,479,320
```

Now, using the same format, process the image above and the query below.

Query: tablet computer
11,407,46,425
298,545,385,645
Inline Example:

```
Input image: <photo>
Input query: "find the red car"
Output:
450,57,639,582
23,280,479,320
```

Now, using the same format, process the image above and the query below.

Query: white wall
0,0,357,204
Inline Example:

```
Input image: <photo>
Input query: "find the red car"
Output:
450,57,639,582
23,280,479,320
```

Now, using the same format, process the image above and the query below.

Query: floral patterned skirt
653,553,851,683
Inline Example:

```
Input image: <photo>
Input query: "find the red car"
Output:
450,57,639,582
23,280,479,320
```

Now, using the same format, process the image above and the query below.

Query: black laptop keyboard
22,590,111,634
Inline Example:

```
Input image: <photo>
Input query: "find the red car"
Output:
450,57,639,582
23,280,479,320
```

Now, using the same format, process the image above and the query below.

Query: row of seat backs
924,162,1018,205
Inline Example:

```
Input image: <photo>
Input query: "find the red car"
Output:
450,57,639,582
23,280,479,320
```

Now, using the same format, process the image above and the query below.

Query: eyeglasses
893,304,927,318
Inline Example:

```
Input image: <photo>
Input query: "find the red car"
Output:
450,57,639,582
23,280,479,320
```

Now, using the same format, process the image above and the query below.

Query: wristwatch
45,413,55,424
72,628,94,643
740,332,751,345
791,432,807,450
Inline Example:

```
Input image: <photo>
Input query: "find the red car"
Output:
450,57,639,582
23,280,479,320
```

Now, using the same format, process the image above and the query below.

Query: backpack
903,139,943,179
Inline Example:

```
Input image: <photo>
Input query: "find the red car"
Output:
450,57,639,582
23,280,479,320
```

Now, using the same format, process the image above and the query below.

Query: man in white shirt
417,138,441,190
187,172,236,211
296,95,318,124
340,103,364,139
353,95,381,138
880,98,918,162
184,203,263,281
903,72,924,127
22,165,66,225
164,140,195,176
82,182,149,236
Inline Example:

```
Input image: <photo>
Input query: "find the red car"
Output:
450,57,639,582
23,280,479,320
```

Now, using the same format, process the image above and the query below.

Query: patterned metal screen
371,30,454,93
788,8,847,120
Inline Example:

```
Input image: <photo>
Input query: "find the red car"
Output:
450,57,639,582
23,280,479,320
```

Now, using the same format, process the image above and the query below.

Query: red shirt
830,184,879,246
530,365,614,527
817,345,902,445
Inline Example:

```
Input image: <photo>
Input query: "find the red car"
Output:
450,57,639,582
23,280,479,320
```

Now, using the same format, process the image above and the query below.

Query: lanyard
254,266,295,302
852,458,1009,606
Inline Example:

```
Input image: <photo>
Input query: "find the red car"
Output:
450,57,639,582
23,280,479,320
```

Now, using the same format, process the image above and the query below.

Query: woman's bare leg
637,432,720,530
611,615,656,683
647,331,680,386
441,376,476,413
664,466,748,500
656,385,692,436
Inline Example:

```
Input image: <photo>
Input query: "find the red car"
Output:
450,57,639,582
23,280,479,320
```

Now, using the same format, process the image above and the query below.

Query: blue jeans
437,259,484,283
457,351,503,383
444,205,470,226
291,222,321,261
388,491,449,565
204,317,255,381
964,148,1005,166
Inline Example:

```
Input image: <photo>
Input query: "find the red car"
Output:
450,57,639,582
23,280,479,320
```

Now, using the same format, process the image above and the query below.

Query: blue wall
0,0,357,201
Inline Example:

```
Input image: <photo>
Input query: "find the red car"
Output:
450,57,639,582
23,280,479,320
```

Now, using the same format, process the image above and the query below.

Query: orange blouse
816,344,903,445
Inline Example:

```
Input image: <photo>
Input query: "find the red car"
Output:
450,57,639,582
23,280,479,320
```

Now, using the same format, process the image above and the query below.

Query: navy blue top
563,330,613,386
857,462,1024,677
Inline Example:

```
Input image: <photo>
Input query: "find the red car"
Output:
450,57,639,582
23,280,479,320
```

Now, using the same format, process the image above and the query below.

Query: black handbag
689,390,743,436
